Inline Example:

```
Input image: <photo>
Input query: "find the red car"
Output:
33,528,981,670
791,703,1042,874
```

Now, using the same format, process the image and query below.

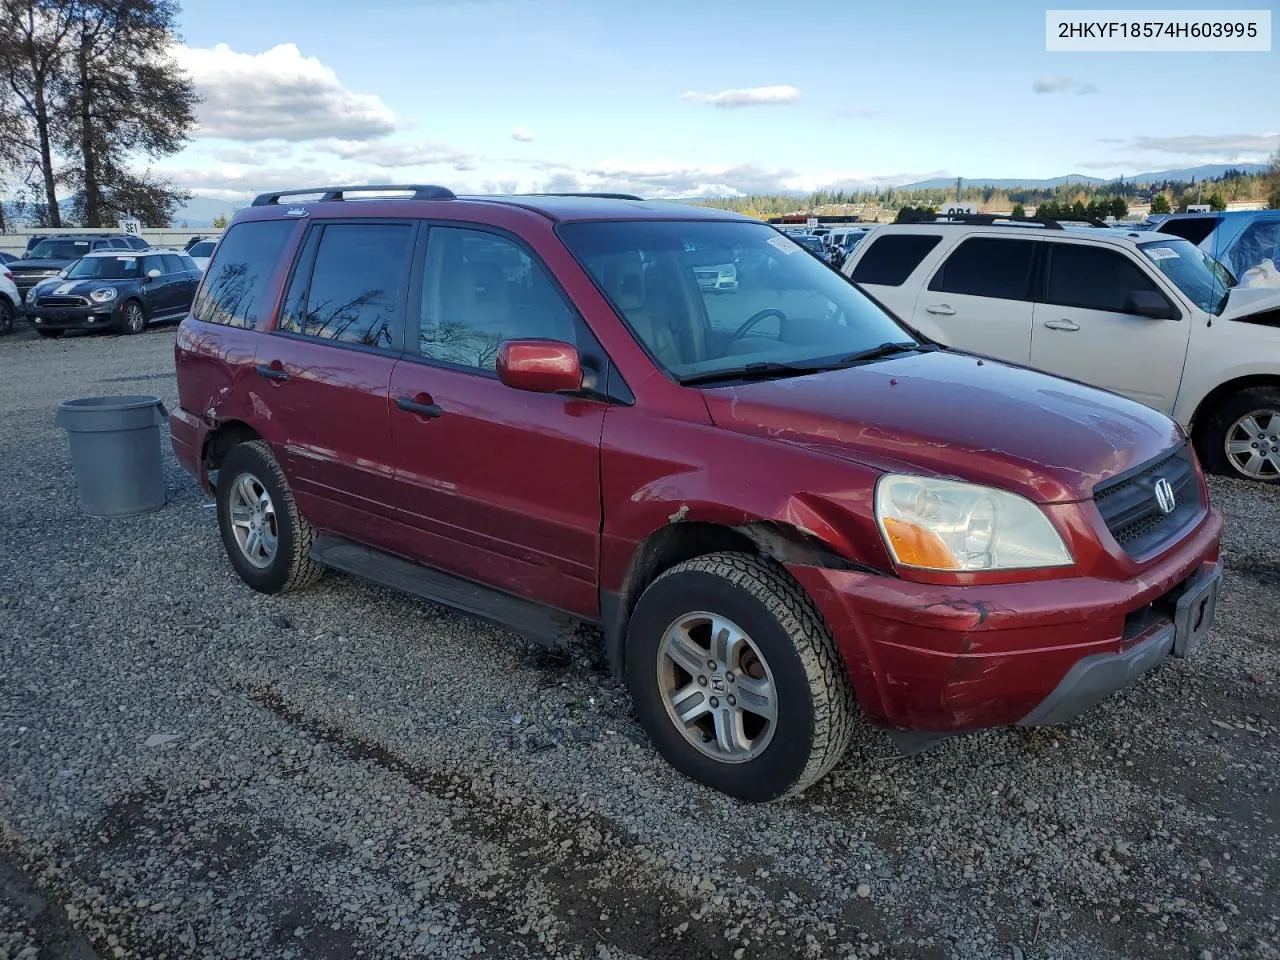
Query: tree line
696,164,1279,221
0,0,197,230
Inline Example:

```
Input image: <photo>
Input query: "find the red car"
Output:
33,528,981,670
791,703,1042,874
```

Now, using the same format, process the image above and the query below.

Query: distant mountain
896,163,1268,192
899,175,1105,190
1109,162,1267,183
170,196,240,228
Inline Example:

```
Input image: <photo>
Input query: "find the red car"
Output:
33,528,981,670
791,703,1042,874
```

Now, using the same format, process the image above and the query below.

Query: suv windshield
559,220,917,381
1138,238,1235,315
189,241,216,257
794,235,825,254
29,239,92,259
66,255,142,280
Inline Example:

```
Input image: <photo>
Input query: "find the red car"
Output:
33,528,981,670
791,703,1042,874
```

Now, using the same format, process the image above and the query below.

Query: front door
388,224,605,618
1030,241,1191,413
911,235,1040,363
251,219,417,541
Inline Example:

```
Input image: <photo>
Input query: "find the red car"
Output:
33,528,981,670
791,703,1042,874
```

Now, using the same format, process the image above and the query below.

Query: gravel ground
1,326,1277,960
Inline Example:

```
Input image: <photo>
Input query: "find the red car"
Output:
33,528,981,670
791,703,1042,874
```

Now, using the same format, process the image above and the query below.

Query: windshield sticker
1147,247,1180,260
117,257,136,263
74,241,89,246
768,235,801,255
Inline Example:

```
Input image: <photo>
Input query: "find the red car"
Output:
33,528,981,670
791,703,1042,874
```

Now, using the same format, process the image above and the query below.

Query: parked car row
840,212,1280,483
165,185,1225,803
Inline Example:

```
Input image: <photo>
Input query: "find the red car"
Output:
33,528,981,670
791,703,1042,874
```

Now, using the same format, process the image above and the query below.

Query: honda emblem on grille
1153,477,1176,515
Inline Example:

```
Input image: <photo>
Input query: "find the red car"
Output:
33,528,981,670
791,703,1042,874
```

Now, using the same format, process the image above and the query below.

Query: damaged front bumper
787,508,1224,733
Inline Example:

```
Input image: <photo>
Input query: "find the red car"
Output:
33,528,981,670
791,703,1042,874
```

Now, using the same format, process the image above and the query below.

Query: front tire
120,299,146,335
1196,386,1280,483
215,440,324,594
625,552,857,802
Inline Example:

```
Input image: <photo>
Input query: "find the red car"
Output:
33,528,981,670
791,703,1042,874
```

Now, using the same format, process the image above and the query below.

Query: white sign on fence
1186,204,1212,213
118,218,142,236
805,217,819,229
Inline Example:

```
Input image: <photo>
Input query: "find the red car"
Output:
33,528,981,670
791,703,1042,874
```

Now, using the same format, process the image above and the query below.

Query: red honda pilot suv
171,185,1224,801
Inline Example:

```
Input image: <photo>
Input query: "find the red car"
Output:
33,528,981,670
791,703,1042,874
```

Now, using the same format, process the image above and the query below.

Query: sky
158,0,1277,202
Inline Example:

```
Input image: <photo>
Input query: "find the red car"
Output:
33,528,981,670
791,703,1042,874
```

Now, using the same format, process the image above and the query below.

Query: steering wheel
728,308,787,343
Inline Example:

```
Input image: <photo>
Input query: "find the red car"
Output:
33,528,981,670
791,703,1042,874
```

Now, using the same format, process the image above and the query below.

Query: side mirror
496,340,583,394
1126,290,1174,319
146,268,162,279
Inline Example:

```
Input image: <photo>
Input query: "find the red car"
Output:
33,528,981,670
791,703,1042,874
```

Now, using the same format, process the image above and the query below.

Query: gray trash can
55,395,168,517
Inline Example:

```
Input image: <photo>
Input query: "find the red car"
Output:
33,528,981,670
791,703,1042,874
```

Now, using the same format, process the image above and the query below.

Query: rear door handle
925,304,956,316
396,396,443,419
255,363,288,381
1043,319,1081,331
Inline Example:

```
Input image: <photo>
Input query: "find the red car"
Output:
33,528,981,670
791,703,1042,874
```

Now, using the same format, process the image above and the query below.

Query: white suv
841,215,1280,482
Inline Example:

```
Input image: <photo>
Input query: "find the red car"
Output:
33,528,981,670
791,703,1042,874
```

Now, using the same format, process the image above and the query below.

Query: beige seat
602,255,681,368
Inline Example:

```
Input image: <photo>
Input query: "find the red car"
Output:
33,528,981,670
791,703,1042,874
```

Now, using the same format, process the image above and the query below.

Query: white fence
0,227,224,257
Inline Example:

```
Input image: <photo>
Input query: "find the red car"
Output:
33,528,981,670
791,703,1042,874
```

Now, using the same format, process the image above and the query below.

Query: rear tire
625,552,857,802
1195,386,1280,483
215,440,324,594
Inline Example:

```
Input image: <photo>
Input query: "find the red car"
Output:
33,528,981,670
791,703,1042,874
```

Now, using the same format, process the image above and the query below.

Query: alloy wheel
655,611,778,763
227,472,279,568
1224,409,1280,480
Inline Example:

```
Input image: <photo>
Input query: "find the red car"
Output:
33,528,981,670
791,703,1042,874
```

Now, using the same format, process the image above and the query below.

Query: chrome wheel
227,472,279,568
656,611,777,763
123,302,145,334
1224,409,1280,480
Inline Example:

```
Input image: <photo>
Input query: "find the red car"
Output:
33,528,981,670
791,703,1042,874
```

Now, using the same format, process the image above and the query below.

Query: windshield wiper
679,361,836,386
839,341,931,364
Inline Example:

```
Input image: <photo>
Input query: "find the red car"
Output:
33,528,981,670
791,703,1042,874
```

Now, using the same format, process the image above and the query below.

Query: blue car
1154,210,1280,280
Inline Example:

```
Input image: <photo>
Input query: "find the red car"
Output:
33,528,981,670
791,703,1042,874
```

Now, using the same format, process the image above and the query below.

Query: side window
161,254,185,274
417,226,576,371
1045,244,1167,313
927,237,1037,300
850,234,942,286
192,219,296,329
278,221,413,350
1231,219,1280,276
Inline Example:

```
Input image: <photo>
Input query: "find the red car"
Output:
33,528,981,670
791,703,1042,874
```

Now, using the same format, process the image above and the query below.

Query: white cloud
318,139,477,171
511,126,535,142
173,43,398,142
1032,75,1098,95
680,85,801,108
209,143,295,164
1126,133,1279,156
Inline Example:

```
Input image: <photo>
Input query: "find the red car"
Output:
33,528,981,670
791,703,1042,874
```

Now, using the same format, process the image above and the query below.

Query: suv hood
701,350,1183,503
1219,285,1280,321
10,258,75,272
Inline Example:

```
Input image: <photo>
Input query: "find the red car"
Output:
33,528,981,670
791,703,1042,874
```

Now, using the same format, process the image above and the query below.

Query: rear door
1029,240,1190,412
252,219,417,541
139,254,178,315
163,253,200,311
387,223,605,618
845,231,946,318
912,235,1040,363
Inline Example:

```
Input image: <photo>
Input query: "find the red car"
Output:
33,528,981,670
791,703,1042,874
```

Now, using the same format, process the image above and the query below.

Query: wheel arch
202,419,265,479
600,518,868,681
1188,374,1280,440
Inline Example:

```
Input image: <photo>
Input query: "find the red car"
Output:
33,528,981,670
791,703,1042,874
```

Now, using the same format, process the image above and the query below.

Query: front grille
12,273,55,290
1094,444,1203,557
35,295,89,307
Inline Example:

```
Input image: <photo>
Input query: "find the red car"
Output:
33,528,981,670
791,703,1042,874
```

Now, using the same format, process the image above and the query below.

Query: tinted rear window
927,237,1037,300
192,219,296,328
1156,217,1221,246
851,234,942,286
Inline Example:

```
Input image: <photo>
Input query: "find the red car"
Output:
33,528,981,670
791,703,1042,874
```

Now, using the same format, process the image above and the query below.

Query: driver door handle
925,304,956,316
395,395,443,419
1044,319,1081,331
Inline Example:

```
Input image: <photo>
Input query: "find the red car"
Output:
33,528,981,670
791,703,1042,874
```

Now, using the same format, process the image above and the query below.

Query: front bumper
27,303,121,331
788,508,1224,732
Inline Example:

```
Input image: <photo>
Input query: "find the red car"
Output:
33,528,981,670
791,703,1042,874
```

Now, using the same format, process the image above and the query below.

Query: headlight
875,475,1073,572
90,287,117,303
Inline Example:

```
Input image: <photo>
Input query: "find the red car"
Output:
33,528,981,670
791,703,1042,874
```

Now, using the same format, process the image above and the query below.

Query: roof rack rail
251,184,457,206
516,191,645,201
897,211,1113,230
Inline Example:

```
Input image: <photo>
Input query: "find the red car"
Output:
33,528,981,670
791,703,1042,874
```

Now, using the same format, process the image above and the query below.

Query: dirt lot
1,326,1277,960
